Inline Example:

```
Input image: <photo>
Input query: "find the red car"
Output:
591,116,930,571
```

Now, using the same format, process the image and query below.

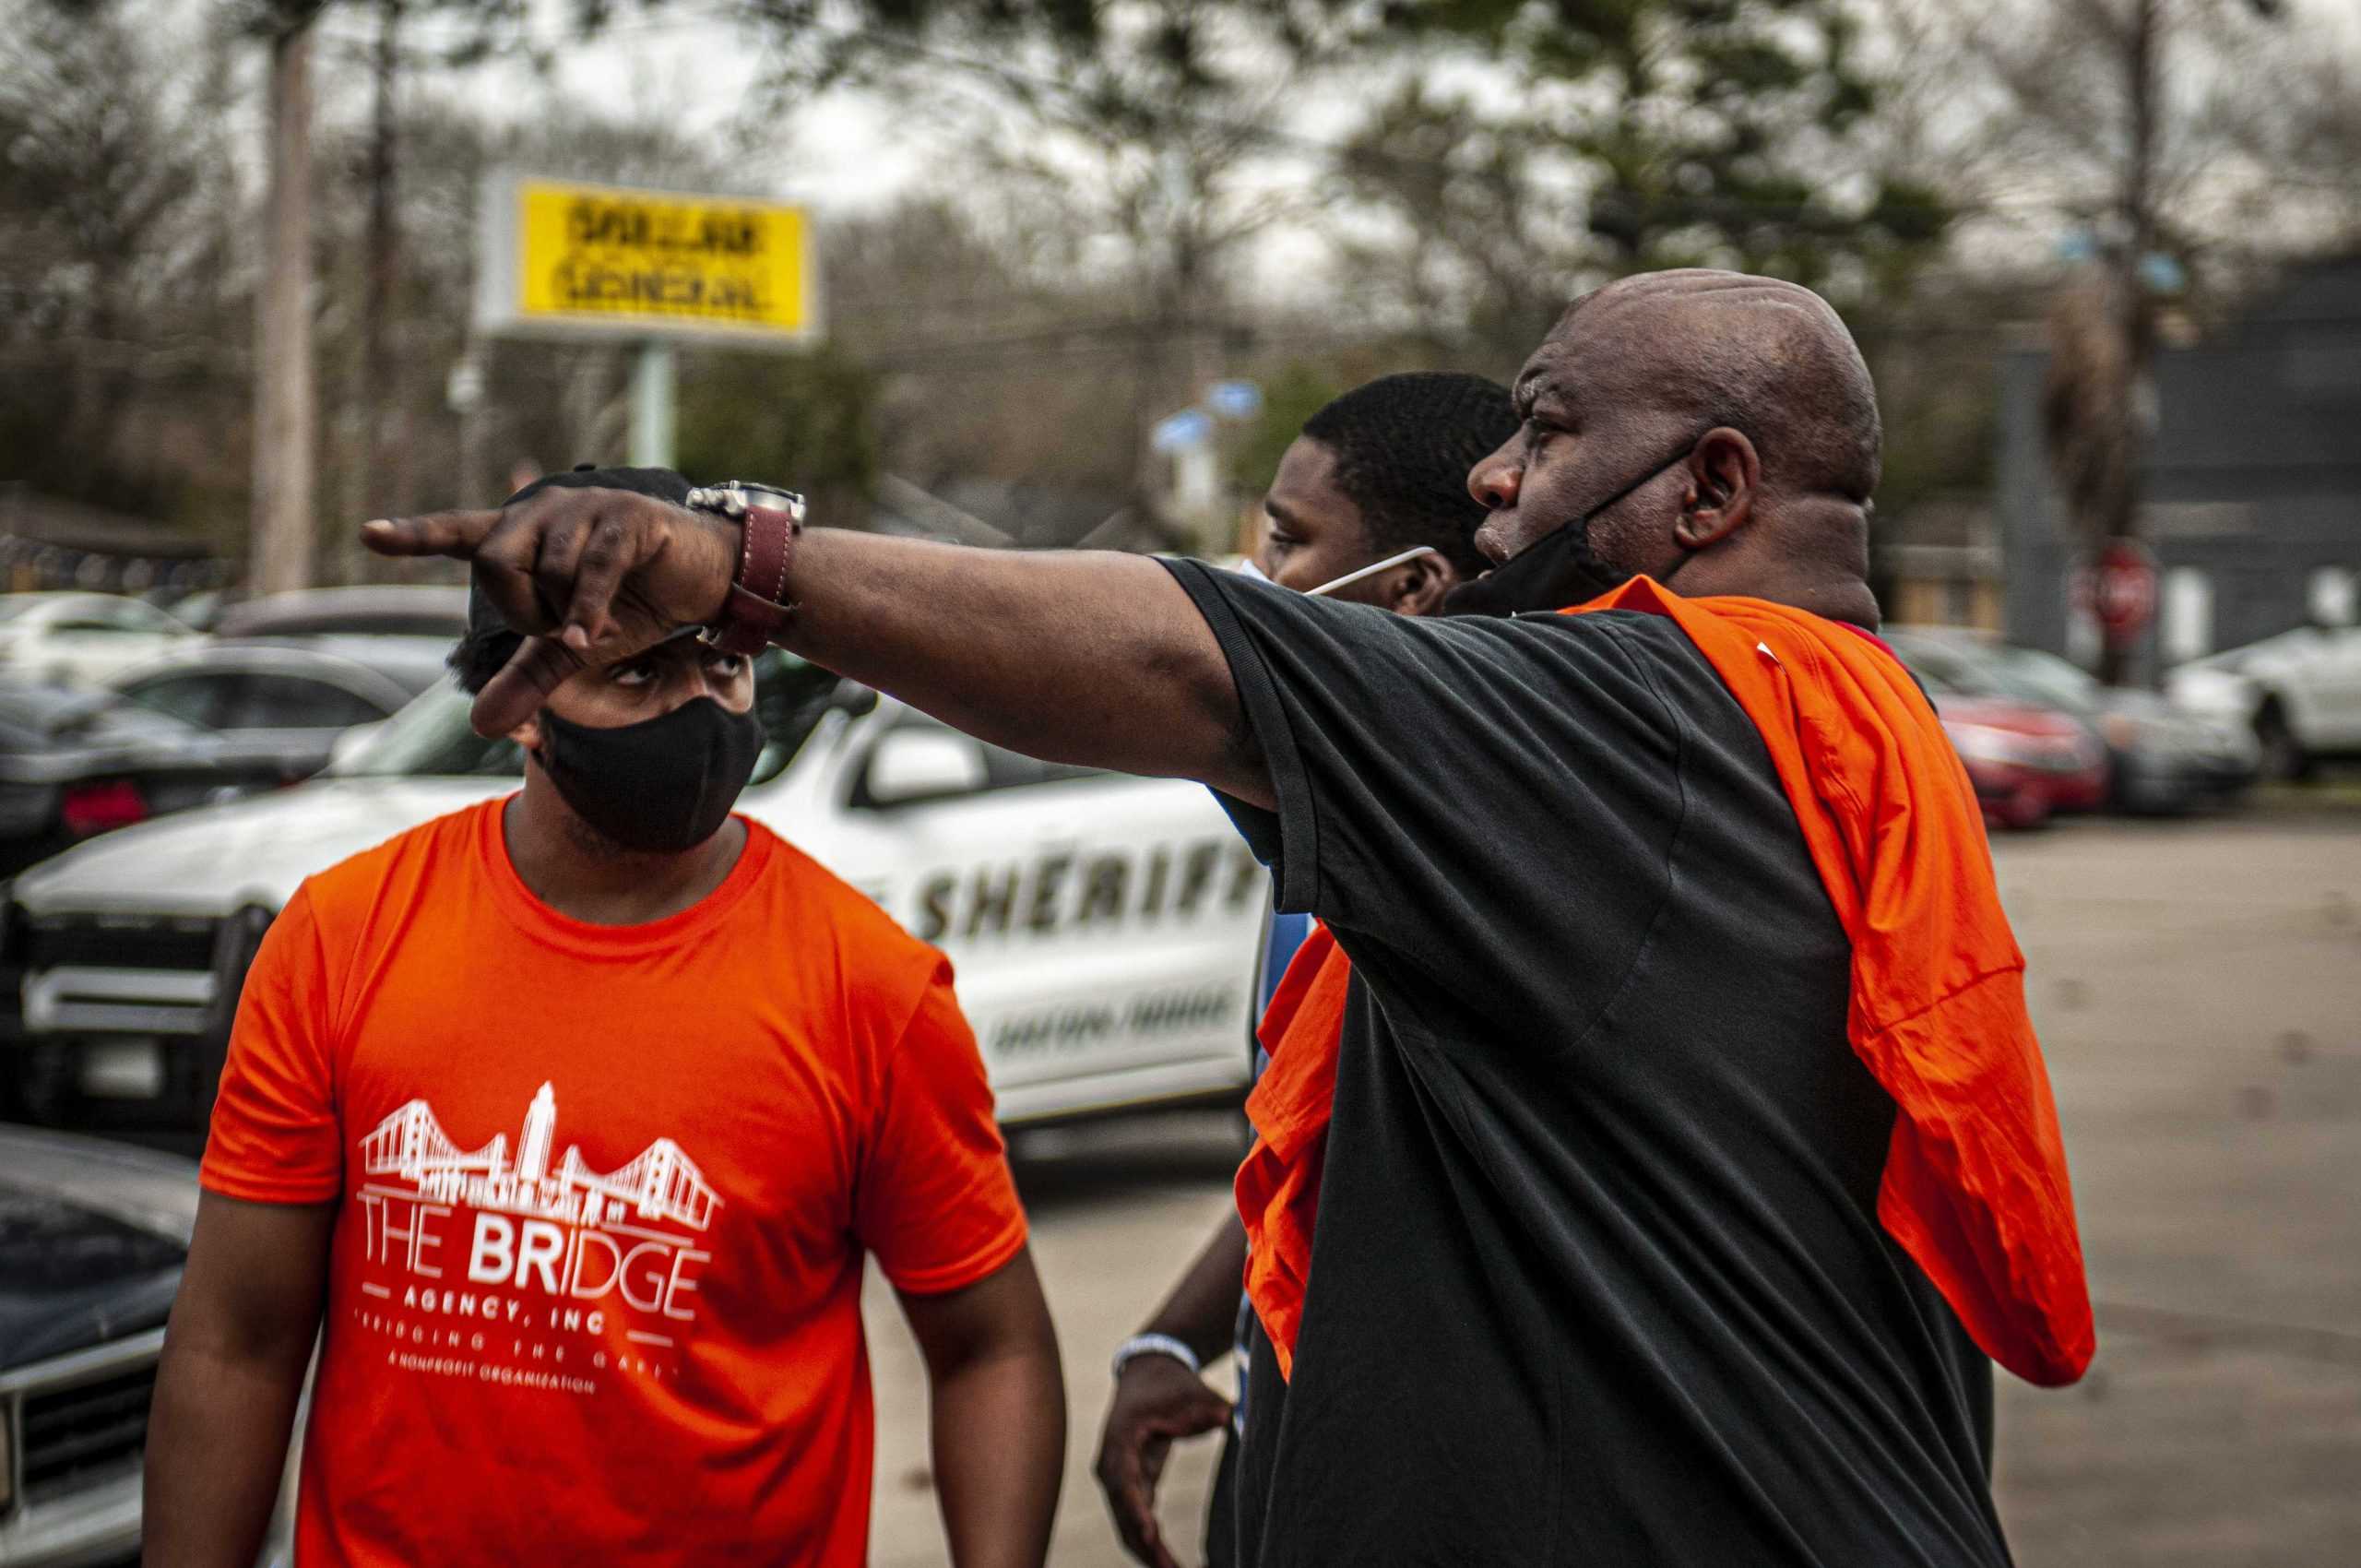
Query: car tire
2254,701,2312,783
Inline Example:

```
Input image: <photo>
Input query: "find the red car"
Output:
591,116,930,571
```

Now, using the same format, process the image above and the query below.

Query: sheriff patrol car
2,655,1266,1132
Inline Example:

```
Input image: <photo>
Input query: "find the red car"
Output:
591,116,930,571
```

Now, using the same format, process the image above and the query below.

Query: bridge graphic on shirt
360,1083,720,1233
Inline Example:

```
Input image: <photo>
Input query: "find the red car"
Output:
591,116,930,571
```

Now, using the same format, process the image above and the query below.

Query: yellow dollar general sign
477,175,816,346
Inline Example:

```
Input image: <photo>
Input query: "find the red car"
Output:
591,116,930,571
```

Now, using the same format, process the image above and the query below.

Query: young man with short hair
1094,372,1518,1568
146,467,1064,1568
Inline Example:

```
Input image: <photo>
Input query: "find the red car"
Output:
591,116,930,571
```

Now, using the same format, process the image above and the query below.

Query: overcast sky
313,0,947,212
298,0,2361,300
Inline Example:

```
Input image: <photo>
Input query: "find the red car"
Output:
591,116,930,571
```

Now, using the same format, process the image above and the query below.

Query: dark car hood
0,1192,184,1369
0,1129,196,1372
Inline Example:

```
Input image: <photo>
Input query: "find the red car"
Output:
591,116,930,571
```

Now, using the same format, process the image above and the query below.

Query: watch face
720,481,804,515
687,481,806,521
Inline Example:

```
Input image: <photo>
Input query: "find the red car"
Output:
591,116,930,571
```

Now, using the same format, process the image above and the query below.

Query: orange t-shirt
200,798,1027,1567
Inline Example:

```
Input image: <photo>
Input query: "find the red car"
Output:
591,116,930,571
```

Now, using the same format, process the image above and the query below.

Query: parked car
0,683,207,876
0,642,446,876
2166,623,2361,781
2,654,1268,1134
213,586,467,643
105,640,444,762
1885,627,2257,814
0,595,198,691
0,1124,300,1567
1910,677,2111,831
156,589,228,635
0,1123,193,1566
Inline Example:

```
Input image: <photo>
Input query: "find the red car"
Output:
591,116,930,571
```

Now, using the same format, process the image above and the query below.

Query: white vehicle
2,656,1266,1130
2167,623,2361,780
0,594,199,691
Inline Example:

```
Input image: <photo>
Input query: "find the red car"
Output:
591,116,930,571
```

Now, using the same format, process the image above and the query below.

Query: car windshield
330,649,850,784
0,682,197,746
1888,634,2101,714
1885,635,1999,697
1986,647,2101,712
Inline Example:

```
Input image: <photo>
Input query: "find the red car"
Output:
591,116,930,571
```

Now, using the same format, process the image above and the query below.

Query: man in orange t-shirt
143,467,1064,1568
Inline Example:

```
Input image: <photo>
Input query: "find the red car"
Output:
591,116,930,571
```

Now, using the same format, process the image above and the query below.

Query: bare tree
1880,0,2296,681
730,0,1347,536
0,1,220,515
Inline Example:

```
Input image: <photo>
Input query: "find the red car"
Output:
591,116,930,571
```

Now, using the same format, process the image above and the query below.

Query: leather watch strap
707,501,801,655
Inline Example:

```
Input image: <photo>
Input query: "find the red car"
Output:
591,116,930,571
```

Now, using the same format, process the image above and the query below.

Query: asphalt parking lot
861,799,2361,1568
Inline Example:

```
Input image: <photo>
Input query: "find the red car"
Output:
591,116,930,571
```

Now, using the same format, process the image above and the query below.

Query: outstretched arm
361,495,1270,805
792,530,1260,797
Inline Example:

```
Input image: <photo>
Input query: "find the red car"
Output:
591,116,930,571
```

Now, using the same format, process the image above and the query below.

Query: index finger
469,635,585,738
360,510,504,560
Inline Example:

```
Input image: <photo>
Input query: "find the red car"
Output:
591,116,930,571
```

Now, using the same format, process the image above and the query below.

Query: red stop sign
2082,540,2158,644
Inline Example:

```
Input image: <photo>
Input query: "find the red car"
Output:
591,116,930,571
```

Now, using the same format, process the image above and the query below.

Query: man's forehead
1517,270,1831,410
1514,314,1653,410
1266,437,1357,523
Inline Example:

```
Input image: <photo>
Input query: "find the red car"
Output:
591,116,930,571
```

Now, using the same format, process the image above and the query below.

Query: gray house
1999,257,2361,680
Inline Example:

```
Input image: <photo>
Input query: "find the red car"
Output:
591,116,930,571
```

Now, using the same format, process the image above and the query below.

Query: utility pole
628,343,676,469
2097,0,2162,687
252,9,320,596
343,0,409,581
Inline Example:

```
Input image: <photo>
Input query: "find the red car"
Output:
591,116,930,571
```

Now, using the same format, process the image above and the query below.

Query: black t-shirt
1163,560,2005,1568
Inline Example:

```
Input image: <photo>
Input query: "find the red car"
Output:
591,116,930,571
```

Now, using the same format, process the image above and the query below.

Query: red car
1934,694,2112,830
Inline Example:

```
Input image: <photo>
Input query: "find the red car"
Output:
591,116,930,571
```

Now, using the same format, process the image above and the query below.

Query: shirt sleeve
1160,558,1690,1010
199,885,345,1205
854,963,1029,1296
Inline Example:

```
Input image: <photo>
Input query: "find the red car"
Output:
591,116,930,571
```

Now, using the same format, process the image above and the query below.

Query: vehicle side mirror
859,729,988,809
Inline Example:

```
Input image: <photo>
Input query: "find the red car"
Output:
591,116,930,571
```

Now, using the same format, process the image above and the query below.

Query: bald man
366,270,2083,1567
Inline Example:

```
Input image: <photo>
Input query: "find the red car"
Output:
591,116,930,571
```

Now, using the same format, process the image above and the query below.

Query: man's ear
1390,552,1462,617
1674,426,1759,551
509,714,543,758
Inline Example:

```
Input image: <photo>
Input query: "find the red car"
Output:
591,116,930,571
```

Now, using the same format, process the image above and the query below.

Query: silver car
0,1125,194,1566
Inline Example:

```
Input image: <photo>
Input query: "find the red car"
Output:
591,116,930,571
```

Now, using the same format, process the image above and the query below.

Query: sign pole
629,340,676,469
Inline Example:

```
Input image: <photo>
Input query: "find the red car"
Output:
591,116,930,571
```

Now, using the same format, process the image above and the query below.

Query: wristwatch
682,481,806,655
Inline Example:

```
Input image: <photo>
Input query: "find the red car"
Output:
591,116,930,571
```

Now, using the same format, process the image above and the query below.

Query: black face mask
1443,433,1707,618
535,696,766,855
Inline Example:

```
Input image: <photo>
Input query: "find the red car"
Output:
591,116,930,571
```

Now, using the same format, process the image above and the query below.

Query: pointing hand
361,486,740,735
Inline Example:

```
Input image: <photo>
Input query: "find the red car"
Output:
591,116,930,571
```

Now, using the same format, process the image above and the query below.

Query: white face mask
1230,545,1440,599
